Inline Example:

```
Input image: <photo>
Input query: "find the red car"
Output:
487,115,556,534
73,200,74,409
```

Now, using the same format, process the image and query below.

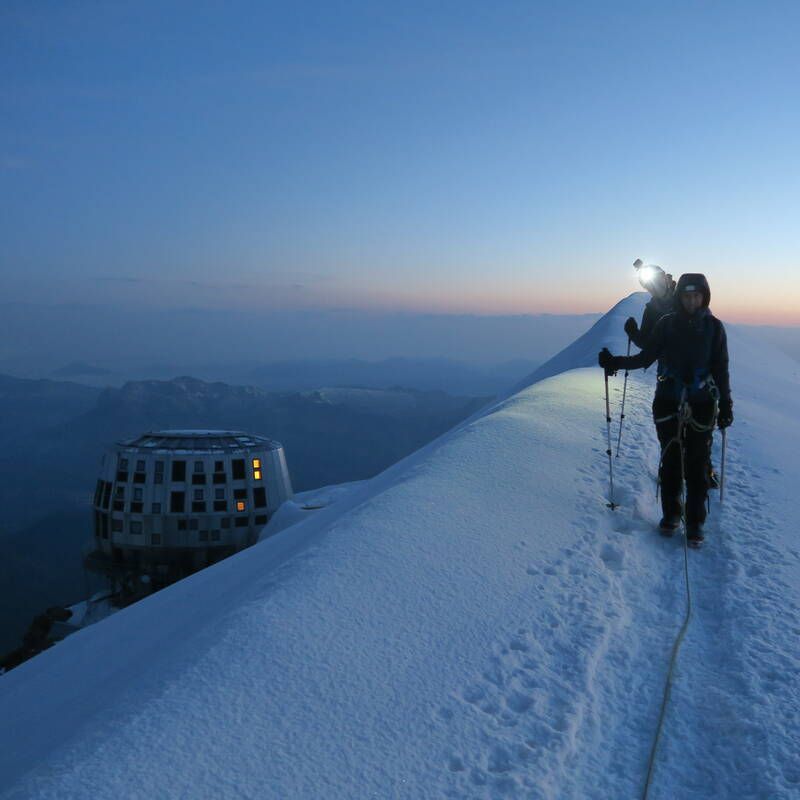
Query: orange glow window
236,501,246,512
252,458,261,469
253,469,262,480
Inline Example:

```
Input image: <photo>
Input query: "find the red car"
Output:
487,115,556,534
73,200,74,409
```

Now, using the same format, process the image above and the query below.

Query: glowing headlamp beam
638,265,658,285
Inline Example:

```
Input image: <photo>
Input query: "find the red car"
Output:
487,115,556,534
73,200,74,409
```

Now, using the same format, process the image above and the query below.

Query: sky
2,1,800,324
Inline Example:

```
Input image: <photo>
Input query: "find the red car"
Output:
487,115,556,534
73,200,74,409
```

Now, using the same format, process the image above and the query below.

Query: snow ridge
1,296,799,800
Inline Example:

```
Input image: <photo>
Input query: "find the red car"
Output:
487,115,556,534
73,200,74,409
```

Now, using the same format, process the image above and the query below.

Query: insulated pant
654,398,715,524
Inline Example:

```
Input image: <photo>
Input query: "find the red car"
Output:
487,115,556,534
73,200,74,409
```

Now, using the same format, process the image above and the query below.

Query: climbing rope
642,404,693,800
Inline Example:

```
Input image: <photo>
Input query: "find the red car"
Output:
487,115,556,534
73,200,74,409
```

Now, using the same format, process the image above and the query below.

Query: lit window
236,500,246,512
253,470,262,480
252,458,261,469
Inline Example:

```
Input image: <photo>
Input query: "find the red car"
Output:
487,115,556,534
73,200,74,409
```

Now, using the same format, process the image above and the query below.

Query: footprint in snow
599,543,625,571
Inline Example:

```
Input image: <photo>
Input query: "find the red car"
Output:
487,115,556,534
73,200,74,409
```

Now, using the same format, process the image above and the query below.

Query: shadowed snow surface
1,293,799,799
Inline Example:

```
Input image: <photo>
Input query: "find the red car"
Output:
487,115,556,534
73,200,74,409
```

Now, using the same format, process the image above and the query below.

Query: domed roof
118,430,282,452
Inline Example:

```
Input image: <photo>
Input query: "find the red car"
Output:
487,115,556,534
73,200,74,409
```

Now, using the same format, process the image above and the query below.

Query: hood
675,273,711,308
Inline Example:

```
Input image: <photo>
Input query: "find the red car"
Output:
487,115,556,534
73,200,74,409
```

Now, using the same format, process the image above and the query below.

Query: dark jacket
631,293,675,349
617,274,731,407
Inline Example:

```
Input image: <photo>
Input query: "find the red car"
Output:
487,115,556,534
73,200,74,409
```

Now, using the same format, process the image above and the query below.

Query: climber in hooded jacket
598,274,733,544
624,266,676,349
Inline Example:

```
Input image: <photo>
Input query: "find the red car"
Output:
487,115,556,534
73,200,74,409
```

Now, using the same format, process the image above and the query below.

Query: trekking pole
719,428,727,505
604,371,618,509
615,337,632,457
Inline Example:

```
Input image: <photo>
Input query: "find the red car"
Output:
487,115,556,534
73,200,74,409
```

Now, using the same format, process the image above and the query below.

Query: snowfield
1,293,799,799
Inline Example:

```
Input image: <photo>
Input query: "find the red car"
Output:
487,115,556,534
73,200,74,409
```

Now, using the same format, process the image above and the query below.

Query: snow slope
1,293,799,800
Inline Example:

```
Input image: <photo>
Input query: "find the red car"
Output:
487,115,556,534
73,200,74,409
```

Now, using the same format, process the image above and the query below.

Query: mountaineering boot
659,515,681,537
686,522,705,548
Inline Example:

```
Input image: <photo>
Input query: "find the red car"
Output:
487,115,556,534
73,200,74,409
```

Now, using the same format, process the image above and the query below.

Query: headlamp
638,265,658,287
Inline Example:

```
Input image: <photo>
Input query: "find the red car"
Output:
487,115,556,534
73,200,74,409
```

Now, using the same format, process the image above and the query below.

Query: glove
718,400,733,429
598,348,620,376
624,317,639,339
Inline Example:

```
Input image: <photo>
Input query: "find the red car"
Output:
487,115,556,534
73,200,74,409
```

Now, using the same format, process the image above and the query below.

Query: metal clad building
88,430,293,588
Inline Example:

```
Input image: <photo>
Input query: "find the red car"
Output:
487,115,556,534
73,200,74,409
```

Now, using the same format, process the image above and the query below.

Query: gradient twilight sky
2,2,800,324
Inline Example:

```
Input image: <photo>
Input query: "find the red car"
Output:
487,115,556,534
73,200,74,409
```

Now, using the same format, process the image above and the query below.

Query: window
213,500,227,512
189,519,199,530
194,460,204,473
214,460,224,472
116,470,129,483
232,459,245,480
193,489,204,501
136,459,146,472
192,501,206,512
234,488,246,500
214,488,225,500
131,502,143,513
178,519,187,530
252,458,262,480
151,502,161,514
151,534,161,545
154,461,164,484
115,486,125,498
213,472,226,484
102,482,112,509
253,488,267,508
236,500,246,512
255,514,267,525
112,518,123,532
211,530,221,541
221,518,231,529
130,521,142,534
235,516,248,528
119,458,129,470
172,460,186,481
191,473,206,485
170,491,185,513
134,488,143,501
134,471,146,484
199,530,209,542
113,500,124,512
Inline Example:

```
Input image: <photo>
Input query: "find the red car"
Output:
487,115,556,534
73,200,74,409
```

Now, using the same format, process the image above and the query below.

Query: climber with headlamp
598,274,733,546
625,261,676,349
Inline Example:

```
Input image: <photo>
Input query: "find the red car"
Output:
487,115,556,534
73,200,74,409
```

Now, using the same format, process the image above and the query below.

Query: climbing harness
642,398,694,800
604,371,618,509
615,337,632,457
